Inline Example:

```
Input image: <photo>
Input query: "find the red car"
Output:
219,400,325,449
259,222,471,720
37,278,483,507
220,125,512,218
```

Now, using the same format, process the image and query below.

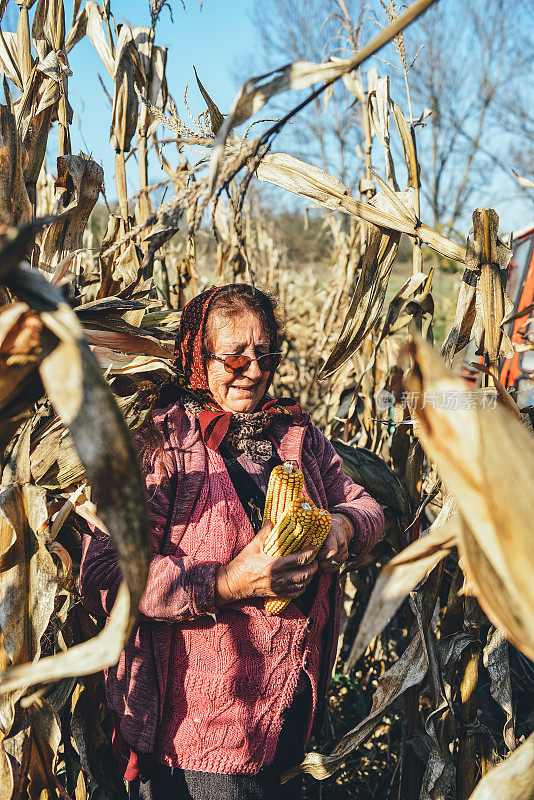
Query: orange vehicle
461,222,534,404
500,223,534,395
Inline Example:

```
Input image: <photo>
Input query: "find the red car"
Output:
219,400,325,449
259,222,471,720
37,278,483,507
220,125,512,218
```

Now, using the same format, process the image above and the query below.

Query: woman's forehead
208,310,269,343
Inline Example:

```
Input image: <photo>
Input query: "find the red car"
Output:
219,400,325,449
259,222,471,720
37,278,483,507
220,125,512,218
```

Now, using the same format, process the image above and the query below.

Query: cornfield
0,0,532,799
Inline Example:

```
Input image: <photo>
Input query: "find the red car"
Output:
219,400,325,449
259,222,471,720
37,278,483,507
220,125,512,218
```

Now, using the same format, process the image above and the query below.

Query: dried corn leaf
368,77,397,189
31,0,65,61
341,69,365,103
483,627,515,752
256,152,464,262
418,635,470,800
0,484,55,665
468,731,534,800
140,309,181,328
0,483,56,797
256,152,348,210
110,25,144,154
319,223,398,376
391,100,419,189
319,190,410,377
442,209,513,366
65,1,114,76
1,724,31,800
12,57,72,199
284,630,428,782
405,337,534,660
503,302,534,326
0,33,23,91
38,154,103,276
50,247,86,285
472,363,521,421
345,494,458,671
209,0,439,189
82,326,172,359
74,501,109,538
0,106,32,227
110,241,142,287
32,427,84,490
139,40,167,139
441,269,477,365
26,698,62,800
0,303,47,451
379,270,427,341
0,260,150,692
70,674,127,798
75,297,151,317
0,302,42,363
90,345,173,376
512,171,534,190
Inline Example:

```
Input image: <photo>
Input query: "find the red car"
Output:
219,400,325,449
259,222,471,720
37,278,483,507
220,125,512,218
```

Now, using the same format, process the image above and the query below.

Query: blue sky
66,0,253,194
5,0,532,237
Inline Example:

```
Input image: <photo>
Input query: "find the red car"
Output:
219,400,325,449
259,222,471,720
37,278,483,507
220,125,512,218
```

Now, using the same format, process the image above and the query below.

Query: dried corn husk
405,337,534,661
442,208,513,369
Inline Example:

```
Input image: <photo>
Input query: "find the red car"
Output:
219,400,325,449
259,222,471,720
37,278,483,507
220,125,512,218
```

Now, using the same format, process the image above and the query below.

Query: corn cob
264,503,332,616
263,497,317,557
302,508,331,550
264,597,293,615
263,462,303,527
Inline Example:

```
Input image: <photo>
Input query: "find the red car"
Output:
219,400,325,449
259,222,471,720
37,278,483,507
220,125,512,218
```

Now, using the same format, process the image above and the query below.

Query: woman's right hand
215,523,319,605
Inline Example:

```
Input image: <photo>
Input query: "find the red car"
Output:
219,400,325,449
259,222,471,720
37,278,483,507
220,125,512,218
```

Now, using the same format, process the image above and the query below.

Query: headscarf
172,285,303,463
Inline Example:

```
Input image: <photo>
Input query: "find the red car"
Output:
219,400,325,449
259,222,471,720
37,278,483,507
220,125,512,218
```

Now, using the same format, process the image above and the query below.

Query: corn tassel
263,462,303,527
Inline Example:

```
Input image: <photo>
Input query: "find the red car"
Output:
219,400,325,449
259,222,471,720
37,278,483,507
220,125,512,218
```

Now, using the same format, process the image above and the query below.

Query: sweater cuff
188,561,220,617
331,503,384,560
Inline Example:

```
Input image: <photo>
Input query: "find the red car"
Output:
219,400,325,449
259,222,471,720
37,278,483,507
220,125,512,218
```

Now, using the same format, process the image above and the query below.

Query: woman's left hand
317,513,354,573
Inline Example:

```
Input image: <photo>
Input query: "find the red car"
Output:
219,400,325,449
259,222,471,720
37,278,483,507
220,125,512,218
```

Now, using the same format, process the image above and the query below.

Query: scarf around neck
172,285,303,463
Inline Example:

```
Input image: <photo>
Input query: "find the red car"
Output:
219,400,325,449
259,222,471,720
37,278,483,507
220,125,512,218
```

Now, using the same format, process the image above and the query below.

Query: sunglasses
209,352,282,374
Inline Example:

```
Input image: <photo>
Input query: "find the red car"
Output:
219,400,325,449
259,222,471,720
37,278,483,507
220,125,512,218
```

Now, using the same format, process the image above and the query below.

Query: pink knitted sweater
80,402,384,775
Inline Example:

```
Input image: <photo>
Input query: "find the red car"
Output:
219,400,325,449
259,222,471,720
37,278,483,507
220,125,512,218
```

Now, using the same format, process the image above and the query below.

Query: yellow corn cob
264,597,291,615
263,462,303,527
302,509,331,550
263,497,317,557
264,504,332,616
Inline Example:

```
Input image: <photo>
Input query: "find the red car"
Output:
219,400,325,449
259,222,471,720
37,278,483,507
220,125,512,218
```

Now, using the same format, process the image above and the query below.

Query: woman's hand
215,522,319,605
317,513,354,573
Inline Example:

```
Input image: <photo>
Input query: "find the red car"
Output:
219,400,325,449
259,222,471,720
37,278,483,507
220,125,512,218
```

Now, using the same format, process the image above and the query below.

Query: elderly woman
81,284,384,800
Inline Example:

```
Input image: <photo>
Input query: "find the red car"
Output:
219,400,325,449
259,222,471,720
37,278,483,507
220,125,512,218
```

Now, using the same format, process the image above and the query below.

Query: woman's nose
243,357,263,380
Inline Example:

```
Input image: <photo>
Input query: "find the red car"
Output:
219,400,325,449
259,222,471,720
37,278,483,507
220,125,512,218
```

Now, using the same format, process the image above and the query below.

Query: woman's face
205,310,272,413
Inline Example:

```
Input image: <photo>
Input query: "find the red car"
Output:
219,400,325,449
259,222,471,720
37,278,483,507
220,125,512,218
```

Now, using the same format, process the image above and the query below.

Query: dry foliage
0,1,531,800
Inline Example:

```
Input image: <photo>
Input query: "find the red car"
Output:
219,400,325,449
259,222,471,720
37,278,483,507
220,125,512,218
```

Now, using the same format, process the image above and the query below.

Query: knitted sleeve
80,405,219,622
311,427,385,558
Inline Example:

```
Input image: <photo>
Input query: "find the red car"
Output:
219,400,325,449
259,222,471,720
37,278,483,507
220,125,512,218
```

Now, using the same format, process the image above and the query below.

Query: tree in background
248,0,365,193
405,0,534,236
248,0,534,236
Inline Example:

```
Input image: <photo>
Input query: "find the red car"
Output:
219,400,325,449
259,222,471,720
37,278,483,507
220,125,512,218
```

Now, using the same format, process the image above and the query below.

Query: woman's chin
227,401,259,413
223,390,262,413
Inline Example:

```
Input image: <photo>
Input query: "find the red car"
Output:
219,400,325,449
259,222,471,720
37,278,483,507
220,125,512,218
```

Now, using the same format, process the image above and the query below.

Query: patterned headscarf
173,285,303,463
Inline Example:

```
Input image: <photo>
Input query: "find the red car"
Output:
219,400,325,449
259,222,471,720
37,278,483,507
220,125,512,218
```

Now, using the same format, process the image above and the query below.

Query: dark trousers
139,689,310,800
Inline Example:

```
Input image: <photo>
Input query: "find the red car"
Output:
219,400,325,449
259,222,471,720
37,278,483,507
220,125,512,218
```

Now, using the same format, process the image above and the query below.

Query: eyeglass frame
207,351,282,374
